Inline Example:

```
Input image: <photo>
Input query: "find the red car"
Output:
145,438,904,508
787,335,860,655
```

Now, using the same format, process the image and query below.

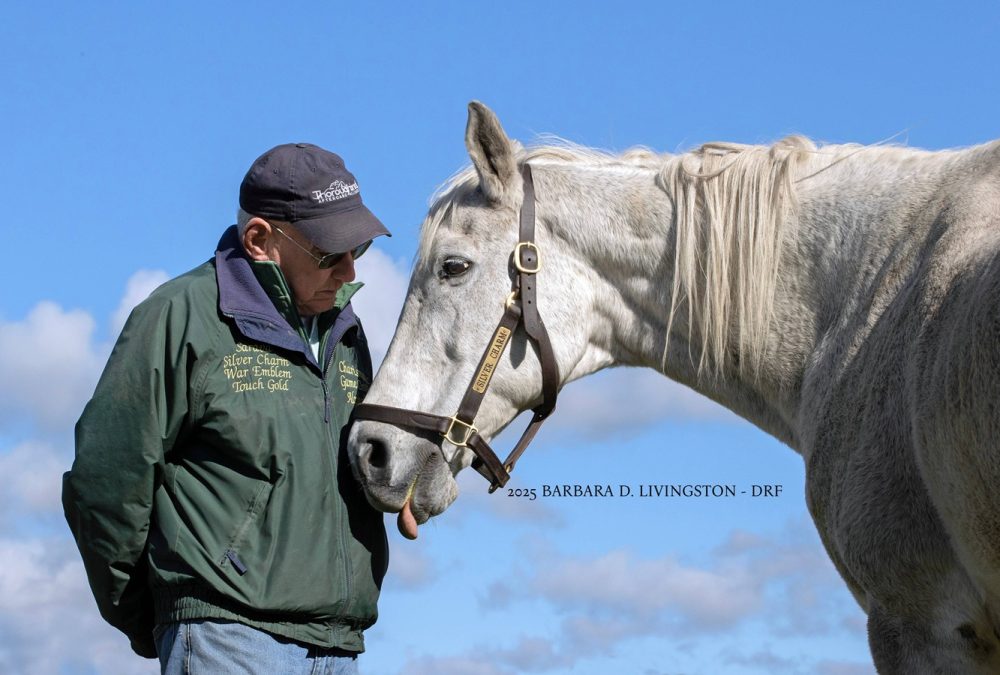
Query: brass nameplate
473,327,512,393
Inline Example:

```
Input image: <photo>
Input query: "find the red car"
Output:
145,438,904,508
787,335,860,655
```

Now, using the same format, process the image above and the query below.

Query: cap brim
293,203,391,253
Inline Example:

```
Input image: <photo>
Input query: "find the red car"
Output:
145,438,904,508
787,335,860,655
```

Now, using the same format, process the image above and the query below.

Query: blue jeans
155,620,360,675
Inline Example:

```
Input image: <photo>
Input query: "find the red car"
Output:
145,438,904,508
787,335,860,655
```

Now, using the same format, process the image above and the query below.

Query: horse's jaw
348,421,459,539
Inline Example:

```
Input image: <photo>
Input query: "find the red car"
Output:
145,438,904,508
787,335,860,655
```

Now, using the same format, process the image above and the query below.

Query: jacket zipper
321,340,354,620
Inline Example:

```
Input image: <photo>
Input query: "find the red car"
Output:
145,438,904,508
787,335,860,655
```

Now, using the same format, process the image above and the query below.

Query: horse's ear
465,101,517,204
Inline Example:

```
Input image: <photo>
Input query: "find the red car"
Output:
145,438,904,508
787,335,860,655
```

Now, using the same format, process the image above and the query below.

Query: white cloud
400,655,516,675
0,271,168,675
0,537,156,675
110,269,170,336
384,541,436,591
351,249,410,367
556,612,658,658
447,520,870,672
452,470,566,529
0,270,168,433
477,637,568,673
722,647,800,672
0,440,66,519
714,523,855,638
531,548,760,629
816,661,877,675
0,302,104,431
549,366,743,441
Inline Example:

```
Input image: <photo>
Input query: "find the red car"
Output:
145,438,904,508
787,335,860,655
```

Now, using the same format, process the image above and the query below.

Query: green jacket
62,227,388,658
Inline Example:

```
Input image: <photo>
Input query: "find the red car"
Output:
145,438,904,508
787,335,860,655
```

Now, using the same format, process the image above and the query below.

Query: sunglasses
273,225,371,269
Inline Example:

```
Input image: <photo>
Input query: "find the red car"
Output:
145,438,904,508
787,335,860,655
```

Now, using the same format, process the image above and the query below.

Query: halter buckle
444,416,477,447
514,242,541,274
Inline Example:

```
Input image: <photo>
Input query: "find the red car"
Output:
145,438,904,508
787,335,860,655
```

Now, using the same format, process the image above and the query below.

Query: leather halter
352,164,560,492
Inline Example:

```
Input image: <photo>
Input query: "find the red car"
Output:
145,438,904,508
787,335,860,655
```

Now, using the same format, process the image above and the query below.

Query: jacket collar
215,226,360,369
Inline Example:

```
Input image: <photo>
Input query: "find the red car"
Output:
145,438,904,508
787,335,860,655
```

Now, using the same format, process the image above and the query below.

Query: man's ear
241,217,274,261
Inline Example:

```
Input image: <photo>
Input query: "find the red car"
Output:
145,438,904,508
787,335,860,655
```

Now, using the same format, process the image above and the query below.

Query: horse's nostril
366,437,388,470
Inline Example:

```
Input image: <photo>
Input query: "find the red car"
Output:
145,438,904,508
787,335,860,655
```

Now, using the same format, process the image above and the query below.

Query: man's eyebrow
310,244,332,256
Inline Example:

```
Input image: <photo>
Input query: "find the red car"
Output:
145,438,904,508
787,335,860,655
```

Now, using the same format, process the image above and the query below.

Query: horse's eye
440,257,472,279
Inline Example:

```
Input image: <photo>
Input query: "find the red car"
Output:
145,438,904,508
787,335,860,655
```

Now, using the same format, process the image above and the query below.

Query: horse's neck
546,146,970,447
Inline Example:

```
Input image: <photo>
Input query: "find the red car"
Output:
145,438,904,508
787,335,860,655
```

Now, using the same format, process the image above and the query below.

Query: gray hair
237,208,290,238
236,208,253,238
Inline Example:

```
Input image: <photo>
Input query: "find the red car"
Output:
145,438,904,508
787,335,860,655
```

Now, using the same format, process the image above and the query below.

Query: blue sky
2,2,999,673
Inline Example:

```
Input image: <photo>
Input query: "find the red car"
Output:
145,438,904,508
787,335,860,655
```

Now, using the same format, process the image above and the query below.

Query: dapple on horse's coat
349,101,1000,672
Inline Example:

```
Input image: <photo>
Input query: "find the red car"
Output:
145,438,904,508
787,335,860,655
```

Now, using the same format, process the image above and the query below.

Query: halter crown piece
352,164,560,492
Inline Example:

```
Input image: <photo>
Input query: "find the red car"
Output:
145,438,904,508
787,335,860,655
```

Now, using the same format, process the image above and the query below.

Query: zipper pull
225,549,248,575
322,381,331,423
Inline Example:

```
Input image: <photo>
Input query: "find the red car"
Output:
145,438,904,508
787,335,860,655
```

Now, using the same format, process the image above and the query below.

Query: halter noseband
352,164,560,492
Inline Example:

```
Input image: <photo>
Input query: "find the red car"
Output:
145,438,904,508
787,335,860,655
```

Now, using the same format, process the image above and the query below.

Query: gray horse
349,101,1000,673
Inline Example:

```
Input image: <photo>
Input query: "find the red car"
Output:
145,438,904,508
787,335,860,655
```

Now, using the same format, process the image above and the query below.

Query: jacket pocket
220,479,274,576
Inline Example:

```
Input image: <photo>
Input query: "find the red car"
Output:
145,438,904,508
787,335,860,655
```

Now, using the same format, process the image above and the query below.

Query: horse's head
348,102,595,538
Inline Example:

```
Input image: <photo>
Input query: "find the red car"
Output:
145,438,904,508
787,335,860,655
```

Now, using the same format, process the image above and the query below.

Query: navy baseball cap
239,143,391,253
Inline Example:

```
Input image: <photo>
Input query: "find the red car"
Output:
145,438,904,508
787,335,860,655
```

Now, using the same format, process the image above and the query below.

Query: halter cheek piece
352,165,560,493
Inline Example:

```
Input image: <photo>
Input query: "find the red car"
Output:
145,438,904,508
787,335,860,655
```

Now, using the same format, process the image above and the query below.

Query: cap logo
312,179,360,204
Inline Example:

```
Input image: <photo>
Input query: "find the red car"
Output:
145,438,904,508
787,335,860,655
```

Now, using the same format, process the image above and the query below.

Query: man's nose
331,253,357,282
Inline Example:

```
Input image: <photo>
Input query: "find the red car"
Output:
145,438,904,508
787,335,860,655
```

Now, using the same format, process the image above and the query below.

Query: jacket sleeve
62,293,192,658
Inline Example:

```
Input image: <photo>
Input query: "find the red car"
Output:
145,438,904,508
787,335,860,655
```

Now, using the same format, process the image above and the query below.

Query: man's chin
298,294,340,317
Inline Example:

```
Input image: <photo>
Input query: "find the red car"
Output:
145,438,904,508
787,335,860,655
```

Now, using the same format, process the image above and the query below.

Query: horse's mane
420,136,897,377
661,136,814,376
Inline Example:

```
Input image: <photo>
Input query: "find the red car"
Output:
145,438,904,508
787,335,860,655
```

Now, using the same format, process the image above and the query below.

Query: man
63,143,390,673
